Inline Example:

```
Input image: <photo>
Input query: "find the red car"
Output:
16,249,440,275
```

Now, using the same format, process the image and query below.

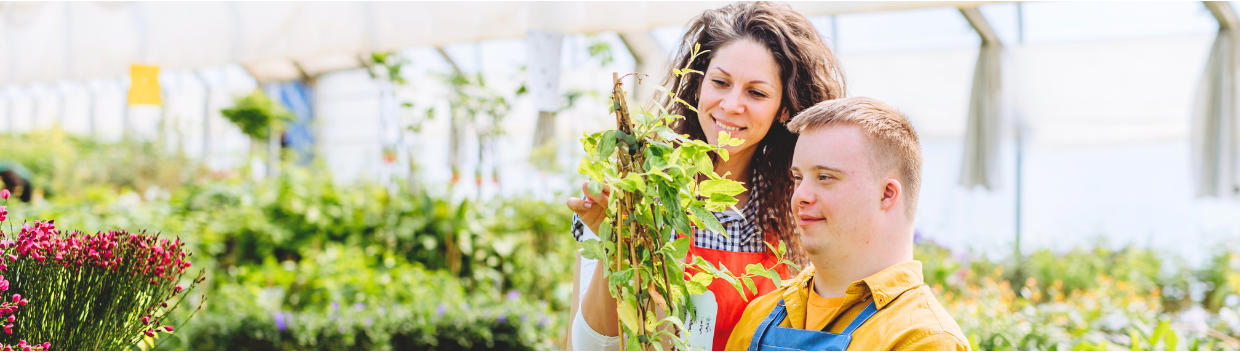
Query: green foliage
155,250,558,350
368,51,410,86
577,44,794,350
586,35,615,67
221,90,295,141
916,240,1240,351
0,129,207,201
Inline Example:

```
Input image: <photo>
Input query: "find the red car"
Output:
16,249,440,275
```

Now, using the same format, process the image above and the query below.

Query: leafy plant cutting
577,44,797,351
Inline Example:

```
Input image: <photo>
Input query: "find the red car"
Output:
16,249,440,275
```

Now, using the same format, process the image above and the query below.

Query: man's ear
880,178,902,212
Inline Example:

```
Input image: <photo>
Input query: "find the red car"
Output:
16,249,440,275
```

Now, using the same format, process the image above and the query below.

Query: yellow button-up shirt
725,261,970,351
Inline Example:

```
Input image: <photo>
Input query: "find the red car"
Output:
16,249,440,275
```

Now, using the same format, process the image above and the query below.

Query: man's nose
791,182,813,208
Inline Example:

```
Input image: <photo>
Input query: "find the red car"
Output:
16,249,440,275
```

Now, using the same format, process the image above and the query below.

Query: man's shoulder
878,285,970,350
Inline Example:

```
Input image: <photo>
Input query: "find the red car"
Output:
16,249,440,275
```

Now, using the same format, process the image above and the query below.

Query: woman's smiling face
697,39,784,156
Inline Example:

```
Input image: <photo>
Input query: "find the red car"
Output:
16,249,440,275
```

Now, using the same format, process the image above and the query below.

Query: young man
725,97,969,351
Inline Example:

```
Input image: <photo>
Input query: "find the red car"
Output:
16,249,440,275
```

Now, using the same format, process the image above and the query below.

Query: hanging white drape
1191,24,1240,199
959,8,1004,191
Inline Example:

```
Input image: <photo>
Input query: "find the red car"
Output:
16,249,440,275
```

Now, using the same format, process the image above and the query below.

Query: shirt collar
854,260,925,309
785,261,925,310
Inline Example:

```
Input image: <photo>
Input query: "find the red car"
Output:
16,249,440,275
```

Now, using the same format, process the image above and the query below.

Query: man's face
790,125,886,257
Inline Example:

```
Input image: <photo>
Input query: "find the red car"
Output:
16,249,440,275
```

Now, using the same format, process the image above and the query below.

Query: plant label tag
683,290,718,350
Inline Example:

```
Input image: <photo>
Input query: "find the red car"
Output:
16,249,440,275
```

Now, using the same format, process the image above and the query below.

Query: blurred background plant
7,123,1240,350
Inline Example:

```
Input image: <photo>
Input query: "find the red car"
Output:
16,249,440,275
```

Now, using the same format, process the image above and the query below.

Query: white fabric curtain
959,18,1004,190
1191,26,1240,199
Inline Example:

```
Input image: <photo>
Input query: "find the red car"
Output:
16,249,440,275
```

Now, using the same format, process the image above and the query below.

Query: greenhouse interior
0,1,1239,350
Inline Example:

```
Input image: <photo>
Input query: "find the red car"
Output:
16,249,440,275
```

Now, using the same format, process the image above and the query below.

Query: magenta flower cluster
7,221,191,282
0,340,47,351
4,220,192,340
0,183,204,349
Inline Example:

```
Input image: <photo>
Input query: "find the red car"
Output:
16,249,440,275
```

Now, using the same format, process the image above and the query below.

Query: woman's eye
712,79,727,87
749,90,768,98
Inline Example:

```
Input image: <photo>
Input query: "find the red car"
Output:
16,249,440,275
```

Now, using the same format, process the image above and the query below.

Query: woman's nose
720,88,744,114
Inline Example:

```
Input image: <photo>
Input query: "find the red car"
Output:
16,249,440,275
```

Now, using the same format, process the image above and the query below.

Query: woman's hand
566,182,611,235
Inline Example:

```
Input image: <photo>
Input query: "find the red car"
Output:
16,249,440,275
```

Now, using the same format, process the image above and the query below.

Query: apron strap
747,299,789,351
838,301,880,336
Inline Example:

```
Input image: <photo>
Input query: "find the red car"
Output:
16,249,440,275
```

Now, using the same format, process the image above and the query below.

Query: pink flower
5,316,12,323
174,285,183,292
4,324,12,334
163,326,174,332
18,300,26,307
39,343,47,350
143,330,154,337
10,295,18,303
141,316,149,325
160,302,168,308
1,189,9,200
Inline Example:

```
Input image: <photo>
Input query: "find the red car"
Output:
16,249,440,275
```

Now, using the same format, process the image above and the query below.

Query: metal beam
618,31,667,102
1206,2,1240,30
959,6,1000,46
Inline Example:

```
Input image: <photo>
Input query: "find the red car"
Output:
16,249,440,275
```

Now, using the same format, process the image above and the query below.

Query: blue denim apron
746,299,880,351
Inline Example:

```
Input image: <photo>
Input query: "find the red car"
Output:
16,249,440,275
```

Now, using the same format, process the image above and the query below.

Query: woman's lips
712,116,745,132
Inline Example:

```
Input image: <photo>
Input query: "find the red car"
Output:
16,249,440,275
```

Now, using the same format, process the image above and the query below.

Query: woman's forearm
582,259,620,337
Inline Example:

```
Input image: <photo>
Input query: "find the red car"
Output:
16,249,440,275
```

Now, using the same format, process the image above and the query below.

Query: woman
566,2,845,350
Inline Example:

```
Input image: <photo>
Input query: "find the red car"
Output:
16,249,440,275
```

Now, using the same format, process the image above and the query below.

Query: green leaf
686,279,709,295
700,179,746,198
620,298,639,332
742,277,757,295
610,269,635,287
661,316,686,331
599,221,613,242
688,205,725,236
1151,321,1176,350
672,236,691,259
581,239,603,260
706,192,739,212
626,334,642,351
660,187,693,235
617,173,647,193
587,181,603,198
597,130,617,159
767,268,783,287
745,263,767,277
1130,328,1143,351
1165,329,1177,351
688,272,713,295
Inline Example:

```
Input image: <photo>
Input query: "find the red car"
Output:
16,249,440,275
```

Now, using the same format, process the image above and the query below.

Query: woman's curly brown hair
656,1,846,268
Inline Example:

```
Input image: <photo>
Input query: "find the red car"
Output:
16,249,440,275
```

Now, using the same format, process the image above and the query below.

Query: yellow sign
128,64,161,105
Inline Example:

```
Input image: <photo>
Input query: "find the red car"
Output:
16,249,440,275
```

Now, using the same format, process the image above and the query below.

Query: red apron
681,233,792,351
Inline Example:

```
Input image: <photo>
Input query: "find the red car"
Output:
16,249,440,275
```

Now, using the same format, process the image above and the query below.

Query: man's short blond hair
786,97,923,217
